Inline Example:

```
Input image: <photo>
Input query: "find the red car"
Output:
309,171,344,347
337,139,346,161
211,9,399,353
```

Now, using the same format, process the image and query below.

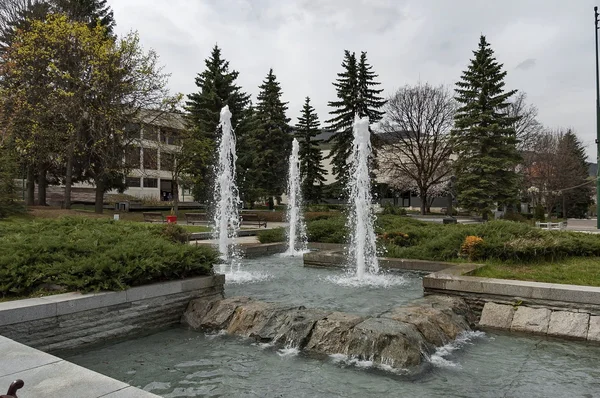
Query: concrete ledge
241,242,286,258
0,336,159,397
303,250,453,272
0,275,224,352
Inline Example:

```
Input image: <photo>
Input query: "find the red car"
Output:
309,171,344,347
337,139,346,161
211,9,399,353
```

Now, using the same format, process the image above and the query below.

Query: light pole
595,7,600,227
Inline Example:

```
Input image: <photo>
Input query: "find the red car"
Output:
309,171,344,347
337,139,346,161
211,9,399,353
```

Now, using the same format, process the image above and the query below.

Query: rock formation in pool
181,295,476,371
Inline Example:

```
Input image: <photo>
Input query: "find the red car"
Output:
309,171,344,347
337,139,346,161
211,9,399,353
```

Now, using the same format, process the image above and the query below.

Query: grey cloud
516,58,536,70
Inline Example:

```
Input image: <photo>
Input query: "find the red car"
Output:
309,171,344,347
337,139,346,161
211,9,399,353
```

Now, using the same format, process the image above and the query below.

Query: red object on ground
166,215,177,224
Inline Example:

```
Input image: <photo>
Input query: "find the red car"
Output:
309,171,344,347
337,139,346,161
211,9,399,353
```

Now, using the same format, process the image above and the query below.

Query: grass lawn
472,257,600,287
180,225,211,233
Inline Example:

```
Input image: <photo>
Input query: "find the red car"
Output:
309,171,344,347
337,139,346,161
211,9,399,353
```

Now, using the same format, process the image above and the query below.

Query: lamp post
595,7,600,227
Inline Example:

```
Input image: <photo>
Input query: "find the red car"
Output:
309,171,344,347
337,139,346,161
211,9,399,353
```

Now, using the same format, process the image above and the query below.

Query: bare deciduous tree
508,92,543,151
378,83,456,215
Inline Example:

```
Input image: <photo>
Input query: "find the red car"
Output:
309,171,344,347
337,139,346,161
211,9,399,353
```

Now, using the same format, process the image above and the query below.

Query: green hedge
257,227,286,243
0,218,217,298
305,215,600,263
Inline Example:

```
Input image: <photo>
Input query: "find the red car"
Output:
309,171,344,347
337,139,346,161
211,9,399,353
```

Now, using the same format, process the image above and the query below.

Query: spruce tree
326,50,385,187
295,97,327,203
53,0,115,33
249,68,291,209
561,130,592,218
185,45,252,201
451,35,521,218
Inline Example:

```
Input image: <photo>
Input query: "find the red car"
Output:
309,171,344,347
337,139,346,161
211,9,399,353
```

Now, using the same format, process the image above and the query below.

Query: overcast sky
108,0,599,161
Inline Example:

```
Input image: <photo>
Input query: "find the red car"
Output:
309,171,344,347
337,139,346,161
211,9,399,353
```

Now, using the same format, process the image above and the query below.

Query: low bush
0,218,217,298
306,214,600,263
381,204,407,216
257,227,286,243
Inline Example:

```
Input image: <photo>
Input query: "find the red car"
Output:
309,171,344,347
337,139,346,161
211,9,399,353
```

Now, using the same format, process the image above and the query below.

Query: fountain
284,138,308,256
347,115,379,279
212,106,241,270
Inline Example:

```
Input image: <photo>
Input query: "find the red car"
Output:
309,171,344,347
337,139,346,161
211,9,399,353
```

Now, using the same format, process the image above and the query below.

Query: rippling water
60,255,600,397
64,327,600,398
224,255,424,315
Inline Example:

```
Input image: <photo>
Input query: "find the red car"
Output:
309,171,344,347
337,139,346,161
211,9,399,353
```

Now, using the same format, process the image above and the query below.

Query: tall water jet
213,106,241,267
347,115,379,278
284,138,307,256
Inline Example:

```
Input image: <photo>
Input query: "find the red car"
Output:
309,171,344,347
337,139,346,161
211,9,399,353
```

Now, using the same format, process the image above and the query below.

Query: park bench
143,212,165,223
535,221,567,231
240,213,267,228
185,212,211,225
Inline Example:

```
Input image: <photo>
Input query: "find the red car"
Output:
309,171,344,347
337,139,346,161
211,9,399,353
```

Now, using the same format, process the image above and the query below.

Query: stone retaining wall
479,302,600,342
0,275,225,353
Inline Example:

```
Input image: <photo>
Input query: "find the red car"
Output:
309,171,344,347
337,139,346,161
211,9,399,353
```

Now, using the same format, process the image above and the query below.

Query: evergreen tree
185,45,252,201
357,51,386,123
295,96,327,203
326,50,385,187
249,68,291,209
53,0,116,34
451,35,521,218
560,130,593,218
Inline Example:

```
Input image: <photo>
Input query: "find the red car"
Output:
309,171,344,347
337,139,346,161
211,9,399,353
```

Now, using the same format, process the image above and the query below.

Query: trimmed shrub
307,216,347,244
257,227,286,243
0,218,217,298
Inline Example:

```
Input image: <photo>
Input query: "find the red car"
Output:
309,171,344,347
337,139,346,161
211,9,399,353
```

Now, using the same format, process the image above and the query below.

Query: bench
535,221,567,231
240,213,267,228
185,212,211,225
143,212,165,223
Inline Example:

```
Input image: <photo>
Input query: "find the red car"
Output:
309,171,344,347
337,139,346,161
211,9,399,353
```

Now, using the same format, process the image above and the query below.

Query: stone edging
0,275,225,326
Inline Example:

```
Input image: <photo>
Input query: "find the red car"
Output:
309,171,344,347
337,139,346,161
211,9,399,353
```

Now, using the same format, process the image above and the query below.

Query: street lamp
595,6,600,227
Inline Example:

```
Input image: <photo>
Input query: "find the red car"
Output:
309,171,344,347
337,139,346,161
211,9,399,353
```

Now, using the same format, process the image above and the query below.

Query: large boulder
344,317,426,369
305,312,364,354
182,296,252,330
381,305,457,346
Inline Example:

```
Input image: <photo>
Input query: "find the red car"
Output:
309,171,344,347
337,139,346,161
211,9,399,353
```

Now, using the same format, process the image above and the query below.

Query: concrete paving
0,336,159,397
565,218,600,232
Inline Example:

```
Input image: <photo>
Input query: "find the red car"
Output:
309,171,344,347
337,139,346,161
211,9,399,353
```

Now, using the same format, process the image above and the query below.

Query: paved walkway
0,336,158,397
565,218,599,232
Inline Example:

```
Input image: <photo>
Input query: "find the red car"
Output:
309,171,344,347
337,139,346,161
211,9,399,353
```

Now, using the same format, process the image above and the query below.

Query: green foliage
184,45,253,202
381,204,407,216
0,218,217,297
534,204,546,222
0,140,23,218
561,130,593,218
326,50,385,187
257,227,286,243
295,97,327,203
159,222,191,243
306,214,600,263
306,216,348,244
245,69,291,208
500,210,527,223
451,35,521,217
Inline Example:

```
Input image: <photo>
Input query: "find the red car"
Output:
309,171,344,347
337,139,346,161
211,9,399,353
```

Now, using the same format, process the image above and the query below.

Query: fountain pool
63,322,600,397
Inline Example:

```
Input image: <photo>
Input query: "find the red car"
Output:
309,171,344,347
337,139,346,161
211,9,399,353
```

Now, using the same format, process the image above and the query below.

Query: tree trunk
37,164,47,206
26,165,35,206
268,196,274,211
172,179,179,215
562,194,567,219
94,178,104,214
64,149,73,209
419,192,426,215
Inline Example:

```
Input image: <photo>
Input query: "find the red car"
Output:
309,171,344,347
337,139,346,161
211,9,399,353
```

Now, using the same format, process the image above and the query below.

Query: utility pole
595,7,600,228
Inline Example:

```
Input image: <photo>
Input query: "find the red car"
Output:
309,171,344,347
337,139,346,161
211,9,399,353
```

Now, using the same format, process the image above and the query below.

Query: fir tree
451,35,521,218
326,50,385,187
295,96,327,203
185,45,252,201
249,68,291,209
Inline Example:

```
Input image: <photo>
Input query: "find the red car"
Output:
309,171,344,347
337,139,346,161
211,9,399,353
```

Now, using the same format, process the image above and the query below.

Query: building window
125,177,141,187
143,178,158,188
125,146,141,168
143,125,158,141
161,128,179,145
124,123,141,139
161,152,174,172
143,148,158,170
